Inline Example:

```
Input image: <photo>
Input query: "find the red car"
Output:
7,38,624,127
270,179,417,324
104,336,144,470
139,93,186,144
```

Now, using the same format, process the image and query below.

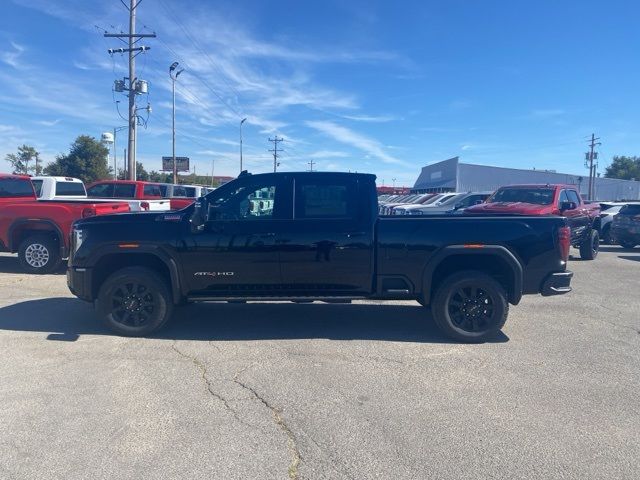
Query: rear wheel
431,271,508,343
18,234,62,274
579,230,599,260
97,267,173,336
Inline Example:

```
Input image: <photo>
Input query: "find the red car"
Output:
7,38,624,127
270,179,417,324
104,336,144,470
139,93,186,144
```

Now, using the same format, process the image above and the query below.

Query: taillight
82,207,96,218
141,201,150,211
557,225,570,262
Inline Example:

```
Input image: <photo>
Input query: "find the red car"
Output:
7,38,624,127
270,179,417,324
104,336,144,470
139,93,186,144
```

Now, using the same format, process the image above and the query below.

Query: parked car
388,193,438,214
411,192,491,215
599,202,628,244
611,203,640,249
392,193,452,215
68,171,573,342
466,184,601,260
0,173,130,273
31,176,87,199
400,193,464,215
86,180,171,212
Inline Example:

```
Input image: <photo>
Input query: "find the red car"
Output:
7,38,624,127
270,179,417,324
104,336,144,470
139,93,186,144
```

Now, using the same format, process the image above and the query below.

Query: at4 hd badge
194,272,235,277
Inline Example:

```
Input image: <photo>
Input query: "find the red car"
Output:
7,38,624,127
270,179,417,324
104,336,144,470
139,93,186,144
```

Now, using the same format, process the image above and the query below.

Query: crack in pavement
170,341,256,428
170,343,302,479
234,367,302,480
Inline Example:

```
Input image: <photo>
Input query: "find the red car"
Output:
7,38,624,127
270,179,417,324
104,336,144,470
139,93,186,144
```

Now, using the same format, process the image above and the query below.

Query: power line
268,136,284,173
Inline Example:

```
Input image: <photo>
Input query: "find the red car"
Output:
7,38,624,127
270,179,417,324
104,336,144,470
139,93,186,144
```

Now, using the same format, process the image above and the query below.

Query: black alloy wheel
97,267,173,336
431,271,508,343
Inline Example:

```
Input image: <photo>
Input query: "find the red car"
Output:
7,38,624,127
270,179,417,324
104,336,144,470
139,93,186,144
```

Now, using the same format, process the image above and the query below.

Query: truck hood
466,202,553,215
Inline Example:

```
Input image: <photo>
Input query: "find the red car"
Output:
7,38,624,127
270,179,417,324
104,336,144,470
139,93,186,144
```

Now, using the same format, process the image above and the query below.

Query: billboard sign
162,156,190,172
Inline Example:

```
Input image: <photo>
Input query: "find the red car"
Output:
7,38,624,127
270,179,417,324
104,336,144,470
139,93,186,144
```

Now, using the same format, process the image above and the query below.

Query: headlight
73,228,85,253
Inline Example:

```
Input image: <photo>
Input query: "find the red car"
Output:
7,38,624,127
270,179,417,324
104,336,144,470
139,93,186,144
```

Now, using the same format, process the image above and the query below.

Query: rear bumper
67,266,93,302
541,271,573,296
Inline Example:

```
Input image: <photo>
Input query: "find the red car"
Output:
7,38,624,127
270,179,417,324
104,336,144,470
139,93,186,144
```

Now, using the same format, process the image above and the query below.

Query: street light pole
170,62,184,184
240,117,247,173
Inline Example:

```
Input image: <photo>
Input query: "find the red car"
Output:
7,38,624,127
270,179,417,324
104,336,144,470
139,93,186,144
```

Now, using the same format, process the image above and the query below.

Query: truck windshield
0,178,34,198
489,188,555,205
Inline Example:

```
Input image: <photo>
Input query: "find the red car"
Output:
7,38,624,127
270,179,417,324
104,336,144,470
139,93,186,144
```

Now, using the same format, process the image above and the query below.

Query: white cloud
306,121,410,167
341,114,399,123
308,150,349,159
0,41,25,69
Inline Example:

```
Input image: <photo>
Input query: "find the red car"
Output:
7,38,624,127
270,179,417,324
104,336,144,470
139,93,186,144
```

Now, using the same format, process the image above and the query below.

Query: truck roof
0,173,31,180
31,176,84,183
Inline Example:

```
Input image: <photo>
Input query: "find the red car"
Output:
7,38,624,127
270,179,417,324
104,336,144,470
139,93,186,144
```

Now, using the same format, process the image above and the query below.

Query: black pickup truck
67,172,573,342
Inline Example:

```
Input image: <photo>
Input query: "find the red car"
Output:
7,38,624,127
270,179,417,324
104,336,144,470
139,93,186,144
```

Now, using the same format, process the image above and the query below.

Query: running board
186,295,366,303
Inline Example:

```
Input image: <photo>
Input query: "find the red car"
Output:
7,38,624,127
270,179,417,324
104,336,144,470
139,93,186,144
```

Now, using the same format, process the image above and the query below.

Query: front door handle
346,232,366,238
260,232,276,238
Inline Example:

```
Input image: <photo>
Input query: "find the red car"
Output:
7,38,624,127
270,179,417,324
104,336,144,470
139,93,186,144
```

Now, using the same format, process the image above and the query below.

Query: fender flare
88,244,183,303
421,245,524,305
7,218,66,256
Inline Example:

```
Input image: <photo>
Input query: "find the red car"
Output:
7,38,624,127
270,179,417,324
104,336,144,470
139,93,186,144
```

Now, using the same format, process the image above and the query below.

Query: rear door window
295,180,357,219
143,184,162,197
87,183,115,197
620,204,640,215
114,184,136,198
0,178,34,198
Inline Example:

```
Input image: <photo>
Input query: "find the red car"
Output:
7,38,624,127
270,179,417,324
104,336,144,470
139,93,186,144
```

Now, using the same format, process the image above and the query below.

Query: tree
5,144,42,175
117,161,152,181
148,170,172,183
44,135,112,184
604,156,640,181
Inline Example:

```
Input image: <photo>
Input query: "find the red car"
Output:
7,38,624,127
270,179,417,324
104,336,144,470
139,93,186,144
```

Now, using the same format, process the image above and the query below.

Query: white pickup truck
31,176,89,200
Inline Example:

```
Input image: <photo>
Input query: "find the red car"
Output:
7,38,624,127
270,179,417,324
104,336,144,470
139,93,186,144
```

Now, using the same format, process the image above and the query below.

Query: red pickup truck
466,184,601,260
0,174,130,273
86,180,171,212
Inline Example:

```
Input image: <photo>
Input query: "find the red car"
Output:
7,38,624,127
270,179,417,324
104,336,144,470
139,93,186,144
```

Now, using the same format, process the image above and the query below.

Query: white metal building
412,157,640,201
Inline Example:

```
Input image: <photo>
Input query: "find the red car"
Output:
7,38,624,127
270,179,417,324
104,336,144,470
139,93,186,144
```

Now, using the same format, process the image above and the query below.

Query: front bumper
67,266,93,302
541,271,573,296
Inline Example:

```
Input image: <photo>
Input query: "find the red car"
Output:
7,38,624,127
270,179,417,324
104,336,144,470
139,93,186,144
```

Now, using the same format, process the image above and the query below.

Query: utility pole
268,136,284,173
240,118,247,173
585,134,601,200
308,159,315,171
104,0,155,180
169,62,184,184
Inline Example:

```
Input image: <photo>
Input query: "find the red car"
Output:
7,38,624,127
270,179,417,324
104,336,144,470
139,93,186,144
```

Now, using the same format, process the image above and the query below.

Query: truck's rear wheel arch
421,246,523,306
8,219,65,257
91,252,182,304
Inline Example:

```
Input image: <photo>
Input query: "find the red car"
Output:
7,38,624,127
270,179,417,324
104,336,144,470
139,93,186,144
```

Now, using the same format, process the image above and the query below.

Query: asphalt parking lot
0,247,638,480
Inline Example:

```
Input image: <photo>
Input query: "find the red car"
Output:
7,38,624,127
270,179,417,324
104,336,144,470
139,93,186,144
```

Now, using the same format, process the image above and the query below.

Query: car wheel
431,271,508,343
96,267,173,336
620,241,637,249
18,234,62,274
579,230,599,260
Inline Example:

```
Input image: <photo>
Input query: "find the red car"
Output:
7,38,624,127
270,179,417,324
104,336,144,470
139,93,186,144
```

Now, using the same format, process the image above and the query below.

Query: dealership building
412,157,640,201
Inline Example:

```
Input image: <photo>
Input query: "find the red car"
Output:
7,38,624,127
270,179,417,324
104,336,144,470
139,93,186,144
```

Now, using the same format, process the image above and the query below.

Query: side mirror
560,201,577,212
189,196,207,233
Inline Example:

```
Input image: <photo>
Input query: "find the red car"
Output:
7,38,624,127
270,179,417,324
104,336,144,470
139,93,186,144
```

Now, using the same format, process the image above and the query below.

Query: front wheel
579,230,599,260
96,267,173,336
430,271,508,343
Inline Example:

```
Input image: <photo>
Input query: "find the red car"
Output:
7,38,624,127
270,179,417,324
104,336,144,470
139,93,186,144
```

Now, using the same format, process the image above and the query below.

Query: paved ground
0,247,638,480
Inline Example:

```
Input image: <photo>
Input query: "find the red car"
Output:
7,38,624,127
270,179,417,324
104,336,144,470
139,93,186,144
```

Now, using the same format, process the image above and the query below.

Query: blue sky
1,0,638,187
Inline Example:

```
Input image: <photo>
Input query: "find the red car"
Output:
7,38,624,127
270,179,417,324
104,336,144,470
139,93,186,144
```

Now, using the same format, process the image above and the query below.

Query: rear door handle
260,232,276,238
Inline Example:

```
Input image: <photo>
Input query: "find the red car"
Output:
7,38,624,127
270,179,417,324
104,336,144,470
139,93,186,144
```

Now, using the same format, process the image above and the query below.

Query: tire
96,267,173,336
579,230,599,260
431,271,509,343
18,234,62,274
620,241,637,249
